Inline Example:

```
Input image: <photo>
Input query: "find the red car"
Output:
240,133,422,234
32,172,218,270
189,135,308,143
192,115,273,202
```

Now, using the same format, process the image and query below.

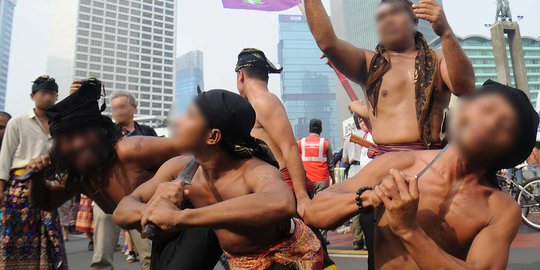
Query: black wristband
355,187,374,214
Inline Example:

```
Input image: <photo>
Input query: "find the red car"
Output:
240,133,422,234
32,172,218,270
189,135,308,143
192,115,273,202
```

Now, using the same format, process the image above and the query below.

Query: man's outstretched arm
413,0,475,95
304,0,370,85
113,156,187,230
142,164,296,231
304,152,415,229
117,136,180,172
253,95,311,216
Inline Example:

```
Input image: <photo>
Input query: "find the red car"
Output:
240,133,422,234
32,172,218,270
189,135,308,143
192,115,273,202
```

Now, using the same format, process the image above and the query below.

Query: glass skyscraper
47,0,176,124
174,50,203,114
431,35,540,105
278,14,339,149
0,0,16,110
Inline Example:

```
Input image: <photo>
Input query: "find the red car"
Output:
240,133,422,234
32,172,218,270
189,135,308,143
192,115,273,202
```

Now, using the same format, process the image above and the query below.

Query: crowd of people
0,0,538,270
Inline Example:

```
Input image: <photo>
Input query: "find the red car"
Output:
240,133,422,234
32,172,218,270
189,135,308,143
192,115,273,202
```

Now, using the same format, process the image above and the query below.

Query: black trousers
359,212,375,270
150,227,222,270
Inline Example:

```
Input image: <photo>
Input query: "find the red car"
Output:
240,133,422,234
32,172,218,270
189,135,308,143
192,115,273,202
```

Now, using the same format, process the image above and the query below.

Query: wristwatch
355,187,374,214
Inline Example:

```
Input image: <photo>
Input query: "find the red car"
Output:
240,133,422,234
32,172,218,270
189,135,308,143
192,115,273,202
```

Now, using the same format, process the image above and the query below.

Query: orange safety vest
298,134,330,183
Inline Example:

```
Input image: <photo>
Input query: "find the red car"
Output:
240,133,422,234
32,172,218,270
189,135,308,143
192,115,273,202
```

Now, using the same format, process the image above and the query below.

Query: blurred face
376,2,416,49
0,115,9,142
451,94,519,163
57,128,109,173
31,89,57,110
172,104,217,154
111,96,136,125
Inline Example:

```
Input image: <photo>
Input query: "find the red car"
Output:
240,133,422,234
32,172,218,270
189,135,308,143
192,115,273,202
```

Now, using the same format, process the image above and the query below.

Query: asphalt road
65,225,540,270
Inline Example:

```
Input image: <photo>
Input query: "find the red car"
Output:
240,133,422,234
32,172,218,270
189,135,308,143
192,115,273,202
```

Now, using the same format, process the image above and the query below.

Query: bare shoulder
243,158,282,185
250,92,283,111
487,188,521,223
158,156,192,178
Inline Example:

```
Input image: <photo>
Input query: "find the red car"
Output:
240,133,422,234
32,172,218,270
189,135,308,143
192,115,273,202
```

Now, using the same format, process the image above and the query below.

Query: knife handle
141,223,159,239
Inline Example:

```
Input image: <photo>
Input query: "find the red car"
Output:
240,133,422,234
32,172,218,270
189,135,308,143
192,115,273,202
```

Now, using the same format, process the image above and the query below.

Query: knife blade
141,157,199,239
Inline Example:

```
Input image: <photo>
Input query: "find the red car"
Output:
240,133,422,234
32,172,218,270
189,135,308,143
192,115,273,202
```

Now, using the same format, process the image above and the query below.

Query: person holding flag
304,0,475,156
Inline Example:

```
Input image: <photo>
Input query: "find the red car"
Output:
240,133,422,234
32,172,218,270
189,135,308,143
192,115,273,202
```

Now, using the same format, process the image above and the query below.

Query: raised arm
113,156,186,230
252,95,310,215
142,163,296,231
27,155,79,211
304,0,371,85
413,0,475,95
304,152,415,229
116,136,180,172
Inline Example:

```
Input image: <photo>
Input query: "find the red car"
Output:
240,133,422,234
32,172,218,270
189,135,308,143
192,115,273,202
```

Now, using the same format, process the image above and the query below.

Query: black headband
235,48,283,74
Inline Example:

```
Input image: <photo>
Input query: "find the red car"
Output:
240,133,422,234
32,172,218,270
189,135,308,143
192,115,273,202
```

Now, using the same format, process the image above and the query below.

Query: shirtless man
234,48,312,216
304,80,539,269
305,0,475,154
114,90,323,270
26,79,222,269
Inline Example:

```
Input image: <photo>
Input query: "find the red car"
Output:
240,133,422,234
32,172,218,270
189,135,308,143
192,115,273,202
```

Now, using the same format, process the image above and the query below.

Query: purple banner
222,0,302,12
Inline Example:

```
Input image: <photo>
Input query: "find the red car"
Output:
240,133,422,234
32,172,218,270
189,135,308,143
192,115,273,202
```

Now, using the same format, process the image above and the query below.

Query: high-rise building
278,14,339,149
330,0,442,137
174,50,203,114
431,35,540,104
0,0,16,110
47,0,176,122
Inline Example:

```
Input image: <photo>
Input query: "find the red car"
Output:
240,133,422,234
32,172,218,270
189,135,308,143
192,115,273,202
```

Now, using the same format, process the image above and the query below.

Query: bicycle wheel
517,179,540,231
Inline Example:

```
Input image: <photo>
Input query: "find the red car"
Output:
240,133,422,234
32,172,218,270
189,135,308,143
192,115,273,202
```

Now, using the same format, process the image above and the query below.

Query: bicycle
498,164,540,231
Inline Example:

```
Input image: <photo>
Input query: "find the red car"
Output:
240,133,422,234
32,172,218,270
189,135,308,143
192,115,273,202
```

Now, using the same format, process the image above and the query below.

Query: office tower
174,50,203,114
278,14,339,149
0,0,16,110
47,0,176,121
432,35,540,105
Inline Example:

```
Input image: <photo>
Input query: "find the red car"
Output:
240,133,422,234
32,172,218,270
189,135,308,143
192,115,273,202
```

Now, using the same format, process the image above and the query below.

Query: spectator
0,112,11,147
342,118,374,251
0,75,67,269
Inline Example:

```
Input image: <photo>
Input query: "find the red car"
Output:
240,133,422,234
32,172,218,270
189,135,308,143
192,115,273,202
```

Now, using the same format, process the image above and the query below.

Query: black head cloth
194,89,278,168
32,75,59,94
474,80,539,170
235,48,283,74
46,79,111,138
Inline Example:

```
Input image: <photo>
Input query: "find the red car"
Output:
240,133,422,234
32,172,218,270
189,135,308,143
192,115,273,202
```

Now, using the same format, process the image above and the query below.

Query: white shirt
0,110,52,180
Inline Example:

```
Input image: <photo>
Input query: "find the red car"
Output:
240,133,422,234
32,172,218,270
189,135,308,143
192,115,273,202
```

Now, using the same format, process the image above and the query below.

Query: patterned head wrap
194,89,278,167
235,48,283,74
32,75,59,93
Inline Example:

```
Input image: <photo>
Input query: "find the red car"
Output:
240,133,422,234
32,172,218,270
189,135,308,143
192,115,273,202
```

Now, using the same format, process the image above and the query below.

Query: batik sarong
225,219,323,270
368,142,442,159
0,169,68,270
75,195,93,233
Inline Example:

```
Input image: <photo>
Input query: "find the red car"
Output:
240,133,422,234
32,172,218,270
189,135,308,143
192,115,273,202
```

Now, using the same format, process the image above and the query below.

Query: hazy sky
4,0,540,116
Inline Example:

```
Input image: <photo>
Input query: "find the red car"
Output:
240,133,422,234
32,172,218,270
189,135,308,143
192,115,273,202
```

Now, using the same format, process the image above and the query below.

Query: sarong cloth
225,218,323,270
0,169,68,270
75,195,94,233
368,142,442,159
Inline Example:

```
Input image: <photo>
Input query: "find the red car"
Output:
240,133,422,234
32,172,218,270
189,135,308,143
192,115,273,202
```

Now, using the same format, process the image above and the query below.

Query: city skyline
174,50,204,115
4,0,540,116
278,14,339,148
47,0,177,123
0,0,16,110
